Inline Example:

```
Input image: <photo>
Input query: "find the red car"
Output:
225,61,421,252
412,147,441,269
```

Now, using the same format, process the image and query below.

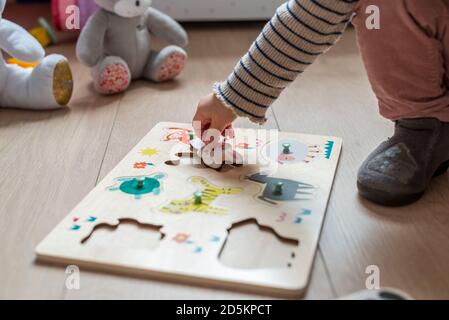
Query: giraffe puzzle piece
107,173,166,200
247,173,314,204
160,177,242,215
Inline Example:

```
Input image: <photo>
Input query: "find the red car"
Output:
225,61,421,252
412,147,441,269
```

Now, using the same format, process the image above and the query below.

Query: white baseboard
151,0,284,21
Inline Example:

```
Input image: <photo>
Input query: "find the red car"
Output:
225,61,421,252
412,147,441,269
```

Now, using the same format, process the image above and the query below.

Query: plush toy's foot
156,51,186,81
0,54,71,110
53,59,73,105
95,57,131,94
146,46,187,82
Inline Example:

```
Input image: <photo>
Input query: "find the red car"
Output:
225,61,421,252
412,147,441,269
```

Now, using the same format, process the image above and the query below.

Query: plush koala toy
0,0,73,109
76,0,188,94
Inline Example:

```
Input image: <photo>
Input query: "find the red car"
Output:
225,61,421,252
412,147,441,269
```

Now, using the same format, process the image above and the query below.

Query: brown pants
352,0,449,121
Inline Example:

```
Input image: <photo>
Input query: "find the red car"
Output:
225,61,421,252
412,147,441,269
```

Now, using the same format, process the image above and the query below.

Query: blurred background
4,0,284,47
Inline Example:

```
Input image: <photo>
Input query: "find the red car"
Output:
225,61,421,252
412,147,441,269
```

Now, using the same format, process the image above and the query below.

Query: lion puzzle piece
192,138,244,170
163,127,192,145
165,137,243,171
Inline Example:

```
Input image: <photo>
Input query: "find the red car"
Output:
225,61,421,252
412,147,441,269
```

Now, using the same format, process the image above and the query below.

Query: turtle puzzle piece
160,177,243,215
107,173,166,199
247,173,314,204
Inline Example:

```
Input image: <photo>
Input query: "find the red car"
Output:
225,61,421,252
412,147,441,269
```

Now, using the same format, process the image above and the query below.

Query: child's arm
194,0,358,136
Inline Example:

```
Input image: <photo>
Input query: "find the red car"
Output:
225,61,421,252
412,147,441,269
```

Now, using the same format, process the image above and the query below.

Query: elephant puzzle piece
247,173,315,204
160,177,242,215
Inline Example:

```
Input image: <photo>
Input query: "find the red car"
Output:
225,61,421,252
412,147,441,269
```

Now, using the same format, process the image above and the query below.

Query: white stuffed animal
0,0,73,109
76,0,188,95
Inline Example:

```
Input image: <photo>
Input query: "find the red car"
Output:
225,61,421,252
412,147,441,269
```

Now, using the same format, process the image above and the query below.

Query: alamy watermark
65,5,80,30
365,5,381,30
63,3,381,31
167,121,280,173
65,265,80,290
365,264,381,290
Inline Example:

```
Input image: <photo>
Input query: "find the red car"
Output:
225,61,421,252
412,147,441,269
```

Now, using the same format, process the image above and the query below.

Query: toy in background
76,0,188,95
7,17,58,68
0,0,73,110
29,17,58,47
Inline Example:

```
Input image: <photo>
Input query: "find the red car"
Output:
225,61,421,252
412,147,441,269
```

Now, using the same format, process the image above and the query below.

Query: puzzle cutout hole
81,219,164,251
219,219,298,270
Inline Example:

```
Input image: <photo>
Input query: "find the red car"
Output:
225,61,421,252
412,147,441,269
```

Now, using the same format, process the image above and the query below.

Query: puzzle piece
163,127,192,145
265,139,320,165
247,173,314,204
107,173,165,200
160,177,242,215
165,139,243,172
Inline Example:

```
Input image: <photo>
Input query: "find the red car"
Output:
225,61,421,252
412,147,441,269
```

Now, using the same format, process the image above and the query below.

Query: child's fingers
201,119,226,144
211,119,228,138
224,124,235,139
192,111,209,139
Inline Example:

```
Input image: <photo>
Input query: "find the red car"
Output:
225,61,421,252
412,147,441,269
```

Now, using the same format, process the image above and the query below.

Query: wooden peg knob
194,191,203,204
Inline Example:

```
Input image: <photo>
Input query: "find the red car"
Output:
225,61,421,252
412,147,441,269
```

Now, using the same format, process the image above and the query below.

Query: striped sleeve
213,0,358,124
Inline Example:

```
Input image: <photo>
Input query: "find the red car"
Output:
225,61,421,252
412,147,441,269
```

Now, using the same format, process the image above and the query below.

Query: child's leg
352,0,449,206
352,0,449,121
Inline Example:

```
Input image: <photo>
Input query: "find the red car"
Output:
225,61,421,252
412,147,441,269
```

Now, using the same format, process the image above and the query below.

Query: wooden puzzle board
36,122,342,296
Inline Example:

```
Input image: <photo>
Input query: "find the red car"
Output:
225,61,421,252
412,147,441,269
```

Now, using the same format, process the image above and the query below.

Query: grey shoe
357,118,449,206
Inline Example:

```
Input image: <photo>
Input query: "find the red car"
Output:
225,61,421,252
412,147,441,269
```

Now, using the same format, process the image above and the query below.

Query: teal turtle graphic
108,173,166,199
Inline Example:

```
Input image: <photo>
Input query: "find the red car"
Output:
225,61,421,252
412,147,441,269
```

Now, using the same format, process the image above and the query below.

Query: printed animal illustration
160,177,242,215
247,173,314,204
107,173,165,199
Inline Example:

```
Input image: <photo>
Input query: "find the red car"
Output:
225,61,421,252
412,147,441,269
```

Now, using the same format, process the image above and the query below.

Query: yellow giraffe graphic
161,177,243,215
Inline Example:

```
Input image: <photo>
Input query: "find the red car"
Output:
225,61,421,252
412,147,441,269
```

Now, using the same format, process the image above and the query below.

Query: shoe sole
357,160,449,207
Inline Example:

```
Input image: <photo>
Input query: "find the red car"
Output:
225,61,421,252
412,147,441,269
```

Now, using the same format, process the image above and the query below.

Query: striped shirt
213,0,359,124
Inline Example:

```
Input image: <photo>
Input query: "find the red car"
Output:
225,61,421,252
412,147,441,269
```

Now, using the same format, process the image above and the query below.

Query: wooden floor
1,24,448,300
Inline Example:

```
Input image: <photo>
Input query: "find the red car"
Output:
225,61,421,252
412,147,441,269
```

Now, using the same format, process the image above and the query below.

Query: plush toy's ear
114,0,152,18
94,0,117,12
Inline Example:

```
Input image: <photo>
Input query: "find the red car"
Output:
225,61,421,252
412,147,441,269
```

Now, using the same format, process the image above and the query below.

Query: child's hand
192,93,237,142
